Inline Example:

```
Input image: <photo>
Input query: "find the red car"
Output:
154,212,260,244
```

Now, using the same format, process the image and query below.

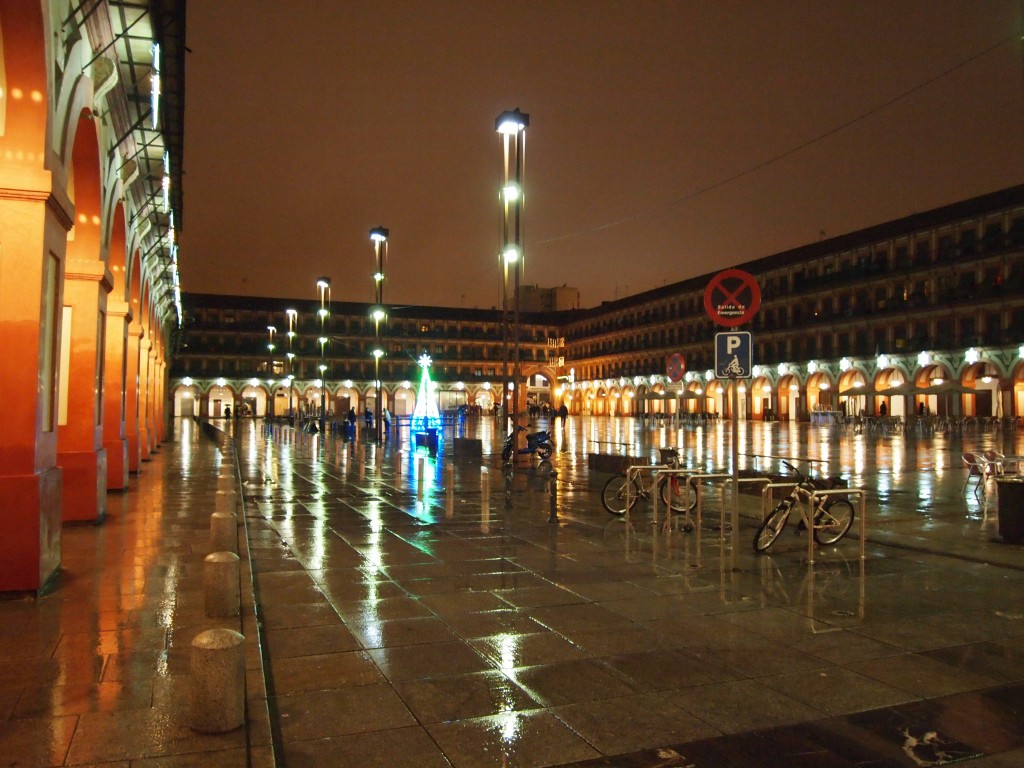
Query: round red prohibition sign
666,352,686,382
704,268,761,327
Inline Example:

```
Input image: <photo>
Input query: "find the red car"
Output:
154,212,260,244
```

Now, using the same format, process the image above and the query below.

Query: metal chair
962,452,991,498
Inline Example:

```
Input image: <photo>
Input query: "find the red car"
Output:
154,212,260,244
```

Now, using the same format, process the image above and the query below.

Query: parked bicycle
753,460,854,552
601,448,697,526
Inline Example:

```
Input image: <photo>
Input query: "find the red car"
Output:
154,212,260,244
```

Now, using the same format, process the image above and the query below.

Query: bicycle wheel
754,502,791,552
660,476,696,512
602,474,640,516
813,498,854,545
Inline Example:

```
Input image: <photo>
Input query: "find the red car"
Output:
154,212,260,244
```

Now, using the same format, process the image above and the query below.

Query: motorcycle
502,425,553,462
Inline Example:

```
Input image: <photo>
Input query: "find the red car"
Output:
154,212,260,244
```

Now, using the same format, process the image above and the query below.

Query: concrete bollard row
190,628,245,733
210,511,237,553
204,551,240,618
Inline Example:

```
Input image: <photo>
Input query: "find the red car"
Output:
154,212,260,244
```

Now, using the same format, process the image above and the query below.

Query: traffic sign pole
706,271,760,571
731,381,739,570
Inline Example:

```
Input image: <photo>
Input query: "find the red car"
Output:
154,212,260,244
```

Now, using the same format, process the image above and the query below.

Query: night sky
180,1,1024,311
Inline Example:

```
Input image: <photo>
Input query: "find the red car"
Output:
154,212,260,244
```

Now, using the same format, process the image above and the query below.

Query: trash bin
996,477,1024,544
414,429,438,455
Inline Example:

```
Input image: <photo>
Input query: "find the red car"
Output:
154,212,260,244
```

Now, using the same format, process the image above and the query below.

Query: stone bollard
417,457,425,498
214,489,238,516
395,450,403,476
481,467,490,512
190,628,245,733
210,512,237,553
204,551,240,618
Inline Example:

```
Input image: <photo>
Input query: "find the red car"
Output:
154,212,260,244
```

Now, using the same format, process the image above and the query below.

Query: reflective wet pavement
2,416,1024,766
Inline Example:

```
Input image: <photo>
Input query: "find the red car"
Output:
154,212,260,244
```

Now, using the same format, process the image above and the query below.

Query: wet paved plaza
2,415,1024,766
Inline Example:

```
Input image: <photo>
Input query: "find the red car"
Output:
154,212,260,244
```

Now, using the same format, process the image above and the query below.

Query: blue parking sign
715,332,752,378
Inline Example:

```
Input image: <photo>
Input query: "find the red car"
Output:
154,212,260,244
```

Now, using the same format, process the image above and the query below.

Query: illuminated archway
777,374,802,421
750,375,774,419
915,363,954,416
838,369,868,417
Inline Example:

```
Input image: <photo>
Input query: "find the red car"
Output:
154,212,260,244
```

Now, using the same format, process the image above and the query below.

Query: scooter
502,425,553,462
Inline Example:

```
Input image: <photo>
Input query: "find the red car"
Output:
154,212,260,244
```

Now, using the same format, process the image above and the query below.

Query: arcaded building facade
172,185,1024,427
0,1,184,591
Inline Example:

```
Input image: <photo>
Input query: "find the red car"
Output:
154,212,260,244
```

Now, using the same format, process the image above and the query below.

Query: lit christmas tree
410,353,442,434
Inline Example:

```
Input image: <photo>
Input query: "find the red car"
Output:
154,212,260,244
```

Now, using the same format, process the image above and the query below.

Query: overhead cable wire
536,32,1019,246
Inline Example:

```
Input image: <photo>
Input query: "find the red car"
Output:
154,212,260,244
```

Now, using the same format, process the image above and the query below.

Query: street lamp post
316,277,331,434
370,227,389,443
285,308,297,422
266,325,277,417
496,108,528,436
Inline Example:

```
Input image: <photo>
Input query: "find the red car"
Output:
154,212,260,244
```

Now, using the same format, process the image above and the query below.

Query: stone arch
125,246,144,471
57,105,109,522
777,373,803,421
620,385,635,415
206,383,237,418
172,382,199,417
1011,361,1024,419
239,382,268,417
960,361,1000,417
914,363,954,416
873,365,908,417
101,201,131,488
751,374,775,419
472,385,495,412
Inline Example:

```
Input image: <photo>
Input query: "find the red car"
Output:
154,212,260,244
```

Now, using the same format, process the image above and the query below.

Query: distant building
519,284,580,312
171,184,1024,423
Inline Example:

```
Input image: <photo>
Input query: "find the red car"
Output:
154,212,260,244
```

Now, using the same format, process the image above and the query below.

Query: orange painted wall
0,1,65,590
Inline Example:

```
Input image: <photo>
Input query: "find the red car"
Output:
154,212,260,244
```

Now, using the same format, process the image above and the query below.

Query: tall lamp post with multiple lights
370,227,389,443
266,325,277,417
316,277,331,434
285,308,297,422
496,108,528,431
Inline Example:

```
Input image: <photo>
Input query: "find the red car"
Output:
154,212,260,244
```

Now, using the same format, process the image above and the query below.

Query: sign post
705,271,760,569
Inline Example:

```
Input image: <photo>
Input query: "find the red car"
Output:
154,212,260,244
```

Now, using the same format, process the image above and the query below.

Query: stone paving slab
2,415,1023,768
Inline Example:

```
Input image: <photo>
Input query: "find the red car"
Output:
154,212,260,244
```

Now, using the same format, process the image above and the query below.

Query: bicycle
753,460,854,552
601,448,697,524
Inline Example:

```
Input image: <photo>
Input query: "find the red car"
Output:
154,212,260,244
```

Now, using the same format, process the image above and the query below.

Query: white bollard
190,628,245,733
210,512,237,553
204,551,240,618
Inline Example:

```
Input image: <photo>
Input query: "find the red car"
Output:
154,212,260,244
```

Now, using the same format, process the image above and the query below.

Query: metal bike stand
803,487,867,563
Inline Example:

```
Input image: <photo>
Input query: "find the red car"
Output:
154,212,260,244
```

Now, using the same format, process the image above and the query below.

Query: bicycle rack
761,487,864,565
797,486,867,564
622,463,673,522
651,469,733,534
